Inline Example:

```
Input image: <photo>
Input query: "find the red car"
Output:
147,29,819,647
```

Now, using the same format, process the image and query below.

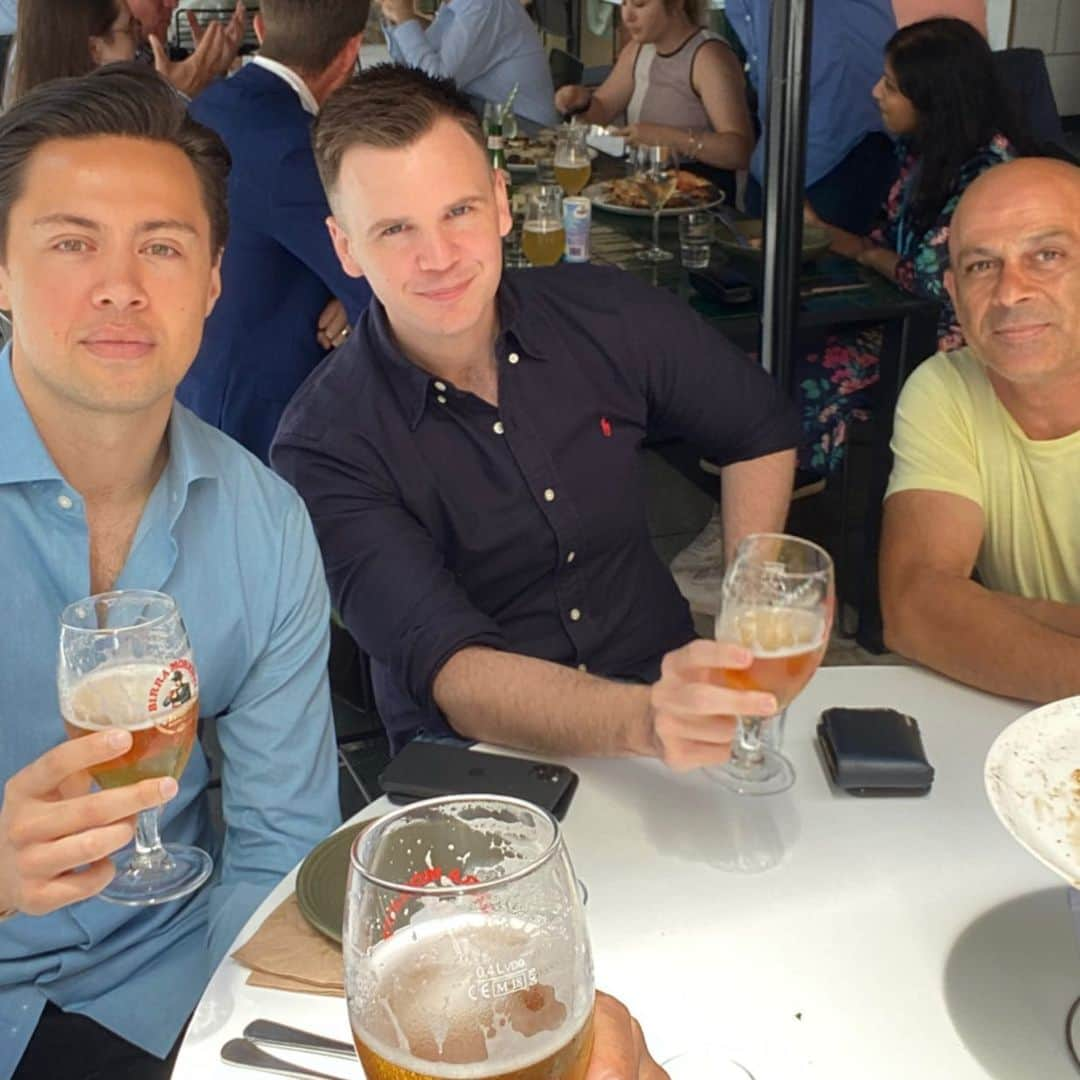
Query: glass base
638,246,674,263
707,749,796,796
99,844,213,906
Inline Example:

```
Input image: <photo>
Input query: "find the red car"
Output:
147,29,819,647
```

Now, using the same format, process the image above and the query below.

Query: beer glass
522,186,565,267
632,144,678,263
58,590,212,905
554,125,592,196
710,534,834,796
345,795,595,1080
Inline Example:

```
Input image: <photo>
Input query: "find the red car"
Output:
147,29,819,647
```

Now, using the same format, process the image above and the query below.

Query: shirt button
507,352,520,365
569,608,582,622
543,488,555,502
437,395,448,405
566,551,576,564
493,420,505,435
434,380,447,392
578,663,588,672
56,494,73,510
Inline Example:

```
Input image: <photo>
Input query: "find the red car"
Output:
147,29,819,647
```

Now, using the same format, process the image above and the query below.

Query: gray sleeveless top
626,28,725,131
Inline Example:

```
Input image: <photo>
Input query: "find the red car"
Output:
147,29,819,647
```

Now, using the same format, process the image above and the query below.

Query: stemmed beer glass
710,534,834,796
554,124,592,196
344,795,595,1080
58,590,212,905
632,143,679,263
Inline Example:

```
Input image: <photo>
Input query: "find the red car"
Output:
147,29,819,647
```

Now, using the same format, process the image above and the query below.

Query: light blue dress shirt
385,0,560,126
725,0,896,185
0,0,15,36
0,348,341,1073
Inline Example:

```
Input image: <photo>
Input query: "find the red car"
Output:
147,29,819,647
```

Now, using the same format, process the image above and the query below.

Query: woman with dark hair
8,0,140,105
808,17,1020,351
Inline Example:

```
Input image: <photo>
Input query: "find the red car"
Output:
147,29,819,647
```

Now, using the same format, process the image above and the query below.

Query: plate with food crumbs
985,696,1080,885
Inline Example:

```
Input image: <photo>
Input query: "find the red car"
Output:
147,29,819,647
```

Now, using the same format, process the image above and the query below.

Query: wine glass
58,590,213,905
709,534,834,796
554,124,592,196
522,184,565,267
344,795,595,1079
632,143,679,263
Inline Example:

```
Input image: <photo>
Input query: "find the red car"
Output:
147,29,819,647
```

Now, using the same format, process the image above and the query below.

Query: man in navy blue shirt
180,0,373,462
273,65,802,770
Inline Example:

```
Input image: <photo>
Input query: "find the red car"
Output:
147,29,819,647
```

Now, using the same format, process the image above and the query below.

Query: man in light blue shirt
381,0,559,126
0,64,339,1078
0,0,15,35
726,0,898,233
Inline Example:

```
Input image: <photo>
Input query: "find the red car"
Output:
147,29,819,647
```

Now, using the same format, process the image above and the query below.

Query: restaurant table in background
172,665,1080,1079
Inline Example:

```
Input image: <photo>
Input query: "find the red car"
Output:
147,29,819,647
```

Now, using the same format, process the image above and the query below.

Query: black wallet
816,707,934,796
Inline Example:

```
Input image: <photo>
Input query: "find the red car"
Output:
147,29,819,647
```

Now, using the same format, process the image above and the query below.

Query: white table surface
172,665,1080,1079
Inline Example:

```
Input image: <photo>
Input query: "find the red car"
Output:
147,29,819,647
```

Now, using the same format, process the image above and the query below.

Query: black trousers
13,1002,184,1080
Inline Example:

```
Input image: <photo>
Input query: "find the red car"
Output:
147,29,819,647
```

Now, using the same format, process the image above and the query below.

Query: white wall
1009,0,1080,115
987,0,1013,48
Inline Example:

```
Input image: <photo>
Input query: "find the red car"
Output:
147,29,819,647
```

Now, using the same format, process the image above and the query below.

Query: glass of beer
632,144,678,263
554,125,592,196
522,185,565,267
709,534,834,796
345,794,595,1080
58,589,212,905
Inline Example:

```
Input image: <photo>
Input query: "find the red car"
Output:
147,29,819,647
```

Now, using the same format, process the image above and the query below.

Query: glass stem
731,715,766,771
652,209,661,252
131,806,170,870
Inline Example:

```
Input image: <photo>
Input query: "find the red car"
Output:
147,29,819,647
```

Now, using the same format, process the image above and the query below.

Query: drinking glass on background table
58,589,212,905
632,143,678,263
678,210,712,268
554,124,592,196
710,534,834,796
522,185,565,267
344,795,595,1080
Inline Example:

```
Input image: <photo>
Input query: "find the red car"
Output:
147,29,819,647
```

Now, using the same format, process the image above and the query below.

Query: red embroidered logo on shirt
600,416,612,438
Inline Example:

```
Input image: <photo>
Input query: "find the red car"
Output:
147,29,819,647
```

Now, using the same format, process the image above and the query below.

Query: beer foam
63,662,175,732
720,607,827,656
349,912,589,1079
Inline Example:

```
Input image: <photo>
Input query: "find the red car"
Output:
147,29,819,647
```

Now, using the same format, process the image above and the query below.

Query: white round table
172,665,1080,1079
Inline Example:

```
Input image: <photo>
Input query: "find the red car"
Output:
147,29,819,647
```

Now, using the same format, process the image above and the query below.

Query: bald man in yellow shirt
881,157,1080,702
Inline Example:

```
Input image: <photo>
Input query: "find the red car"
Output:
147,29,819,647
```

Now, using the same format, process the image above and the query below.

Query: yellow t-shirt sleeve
886,352,983,507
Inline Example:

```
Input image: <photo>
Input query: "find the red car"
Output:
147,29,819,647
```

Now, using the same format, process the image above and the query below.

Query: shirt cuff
386,17,428,61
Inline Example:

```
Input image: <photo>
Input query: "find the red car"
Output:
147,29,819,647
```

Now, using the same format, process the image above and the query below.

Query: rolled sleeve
386,3,491,86
619,275,801,462
205,496,340,970
272,435,507,717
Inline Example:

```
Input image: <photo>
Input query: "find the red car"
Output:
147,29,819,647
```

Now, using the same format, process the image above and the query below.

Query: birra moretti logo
147,659,197,732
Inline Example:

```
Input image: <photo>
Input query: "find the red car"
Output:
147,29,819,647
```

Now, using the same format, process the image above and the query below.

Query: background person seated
273,65,800,771
554,0,753,199
726,0,897,234
881,158,1080,703
806,18,1022,353
179,0,373,463
380,0,559,127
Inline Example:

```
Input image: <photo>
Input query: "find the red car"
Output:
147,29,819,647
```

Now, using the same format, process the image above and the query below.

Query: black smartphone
688,266,755,305
379,741,579,820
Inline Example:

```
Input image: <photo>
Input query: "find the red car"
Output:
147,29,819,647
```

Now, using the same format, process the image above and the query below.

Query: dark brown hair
0,63,231,260
259,0,370,74
11,0,122,104
313,64,484,199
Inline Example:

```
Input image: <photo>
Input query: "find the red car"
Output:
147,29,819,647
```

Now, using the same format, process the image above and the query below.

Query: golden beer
62,662,199,789
554,162,591,196
521,223,565,267
349,915,594,1080
714,607,827,709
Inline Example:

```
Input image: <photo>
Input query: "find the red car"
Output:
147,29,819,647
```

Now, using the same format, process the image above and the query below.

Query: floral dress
797,133,1017,475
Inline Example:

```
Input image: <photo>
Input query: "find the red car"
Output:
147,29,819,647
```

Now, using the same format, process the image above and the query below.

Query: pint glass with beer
710,534,834,796
345,795,595,1080
58,589,212,905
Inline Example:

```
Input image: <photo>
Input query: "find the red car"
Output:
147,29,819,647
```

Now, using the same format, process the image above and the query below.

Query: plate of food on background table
583,170,723,216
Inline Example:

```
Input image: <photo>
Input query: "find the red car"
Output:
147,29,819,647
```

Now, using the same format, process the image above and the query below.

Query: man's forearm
885,571,1080,702
999,592,1080,637
433,647,655,757
720,448,795,562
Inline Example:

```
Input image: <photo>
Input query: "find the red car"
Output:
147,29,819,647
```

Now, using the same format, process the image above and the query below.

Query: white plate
506,146,599,174
583,180,724,218
985,695,1080,886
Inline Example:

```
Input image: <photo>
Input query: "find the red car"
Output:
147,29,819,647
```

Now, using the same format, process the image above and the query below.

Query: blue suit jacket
181,64,372,462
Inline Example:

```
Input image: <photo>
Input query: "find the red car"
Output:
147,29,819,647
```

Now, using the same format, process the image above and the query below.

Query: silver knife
242,1019,356,1059
220,1038,351,1079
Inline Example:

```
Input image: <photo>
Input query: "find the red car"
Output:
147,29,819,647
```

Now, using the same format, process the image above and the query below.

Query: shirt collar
364,273,556,431
0,344,219,491
250,55,320,115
